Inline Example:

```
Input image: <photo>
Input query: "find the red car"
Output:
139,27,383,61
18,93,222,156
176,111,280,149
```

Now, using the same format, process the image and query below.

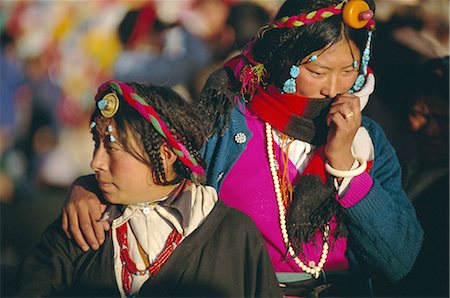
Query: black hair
91,82,206,185
252,0,376,88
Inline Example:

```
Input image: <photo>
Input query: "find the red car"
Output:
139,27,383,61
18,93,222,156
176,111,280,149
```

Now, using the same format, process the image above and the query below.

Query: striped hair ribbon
259,0,375,35
95,80,205,176
270,1,345,29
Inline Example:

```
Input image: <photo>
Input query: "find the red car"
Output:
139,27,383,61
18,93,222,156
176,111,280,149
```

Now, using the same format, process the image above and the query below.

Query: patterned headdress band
94,80,205,176
268,2,344,30
260,0,375,36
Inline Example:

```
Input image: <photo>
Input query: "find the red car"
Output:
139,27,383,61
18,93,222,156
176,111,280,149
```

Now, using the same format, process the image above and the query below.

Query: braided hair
91,82,206,185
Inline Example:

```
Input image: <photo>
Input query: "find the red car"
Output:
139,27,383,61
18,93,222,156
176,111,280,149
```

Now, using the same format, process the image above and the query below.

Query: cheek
409,115,426,132
341,73,359,90
296,75,321,97
110,156,149,185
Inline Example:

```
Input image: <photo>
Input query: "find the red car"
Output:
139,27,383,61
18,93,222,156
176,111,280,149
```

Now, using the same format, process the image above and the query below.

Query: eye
105,143,120,153
343,69,357,75
309,69,324,77
105,137,124,154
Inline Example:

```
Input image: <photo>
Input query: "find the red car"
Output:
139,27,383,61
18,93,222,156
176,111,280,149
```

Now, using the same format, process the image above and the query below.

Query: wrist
326,154,354,171
325,156,367,178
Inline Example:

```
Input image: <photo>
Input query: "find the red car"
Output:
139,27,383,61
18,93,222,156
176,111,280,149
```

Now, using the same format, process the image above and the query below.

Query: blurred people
113,2,212,101
0,29,26,202
192,1,271,99
366,0,449,169
404,57,449,196
214,2,271,62
379,56,449,297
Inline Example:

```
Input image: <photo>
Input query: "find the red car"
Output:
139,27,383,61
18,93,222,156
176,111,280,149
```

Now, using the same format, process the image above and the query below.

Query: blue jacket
202,102,423,283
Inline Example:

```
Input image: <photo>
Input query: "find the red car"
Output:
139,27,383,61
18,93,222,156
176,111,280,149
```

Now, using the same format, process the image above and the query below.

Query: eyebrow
307,62,355,70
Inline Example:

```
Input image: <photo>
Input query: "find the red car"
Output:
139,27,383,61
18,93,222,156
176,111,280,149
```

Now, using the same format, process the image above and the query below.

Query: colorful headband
94,80,205,176
259,0,375,37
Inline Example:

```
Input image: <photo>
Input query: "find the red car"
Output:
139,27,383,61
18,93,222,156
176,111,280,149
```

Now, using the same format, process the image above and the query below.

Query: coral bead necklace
265,122,329,279
116,223,182,296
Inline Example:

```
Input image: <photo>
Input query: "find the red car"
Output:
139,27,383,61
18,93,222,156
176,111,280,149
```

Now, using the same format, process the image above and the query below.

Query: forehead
303,38,361,66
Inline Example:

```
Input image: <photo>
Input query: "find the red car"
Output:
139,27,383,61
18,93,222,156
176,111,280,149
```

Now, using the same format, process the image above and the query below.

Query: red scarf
225,55,333,145
250,84,333,145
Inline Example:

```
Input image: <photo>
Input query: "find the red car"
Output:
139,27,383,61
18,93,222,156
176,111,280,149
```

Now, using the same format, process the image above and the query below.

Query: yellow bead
342,0,371,29
99,93,120,118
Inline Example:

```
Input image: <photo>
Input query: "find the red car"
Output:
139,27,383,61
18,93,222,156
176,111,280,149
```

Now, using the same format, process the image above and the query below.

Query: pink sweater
219,108,350,272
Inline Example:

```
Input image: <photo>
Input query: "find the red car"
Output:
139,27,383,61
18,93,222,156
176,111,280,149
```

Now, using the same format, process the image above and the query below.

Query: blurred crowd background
0,0,448,296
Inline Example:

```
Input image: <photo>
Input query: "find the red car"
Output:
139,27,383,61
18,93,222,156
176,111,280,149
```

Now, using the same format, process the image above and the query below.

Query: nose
321,75,339,99
90,145,107,172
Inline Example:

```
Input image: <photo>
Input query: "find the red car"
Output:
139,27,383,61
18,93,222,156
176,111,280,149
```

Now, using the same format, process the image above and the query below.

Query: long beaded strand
265,122,330,279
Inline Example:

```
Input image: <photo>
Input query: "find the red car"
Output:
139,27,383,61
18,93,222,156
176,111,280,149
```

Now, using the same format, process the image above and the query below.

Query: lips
96,177,115,191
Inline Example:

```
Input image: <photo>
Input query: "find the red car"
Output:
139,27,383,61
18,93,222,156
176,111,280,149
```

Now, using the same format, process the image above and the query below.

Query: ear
160,143,178,177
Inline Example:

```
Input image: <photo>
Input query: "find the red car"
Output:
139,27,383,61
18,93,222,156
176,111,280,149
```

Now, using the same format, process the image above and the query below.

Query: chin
102,193,124,205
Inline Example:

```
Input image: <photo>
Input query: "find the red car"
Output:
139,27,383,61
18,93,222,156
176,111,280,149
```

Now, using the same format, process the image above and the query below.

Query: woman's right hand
61,174,109,251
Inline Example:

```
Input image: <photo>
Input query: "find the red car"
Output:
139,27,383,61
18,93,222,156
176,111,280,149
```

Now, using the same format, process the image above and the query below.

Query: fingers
327,94,361,127
103,221,111,232
61,207,71,240
325,94,361,165
66,203,90,252
77,200,105,251
91,204,107,247
60,175,108,251
68,201,107,251
345,111,354,119
99,204,110,231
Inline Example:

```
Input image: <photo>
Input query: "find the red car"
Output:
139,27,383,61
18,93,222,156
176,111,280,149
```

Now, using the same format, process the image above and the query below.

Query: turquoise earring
350,31,372,93
283,65,300,93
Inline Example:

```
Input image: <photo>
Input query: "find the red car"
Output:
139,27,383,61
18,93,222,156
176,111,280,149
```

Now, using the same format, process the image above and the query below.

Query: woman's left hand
325,93,361,170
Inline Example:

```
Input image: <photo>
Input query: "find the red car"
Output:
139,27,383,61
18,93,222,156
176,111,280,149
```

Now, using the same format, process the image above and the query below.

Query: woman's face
90,122,172,205
295,38,361,99
409,98,449,164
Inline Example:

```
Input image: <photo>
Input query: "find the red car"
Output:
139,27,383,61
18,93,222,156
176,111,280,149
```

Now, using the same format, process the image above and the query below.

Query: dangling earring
350,31,373,93
283,65,300,93
107,124,116,142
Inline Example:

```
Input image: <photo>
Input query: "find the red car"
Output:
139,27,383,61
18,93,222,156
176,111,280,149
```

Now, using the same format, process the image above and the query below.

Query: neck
150,182,183,203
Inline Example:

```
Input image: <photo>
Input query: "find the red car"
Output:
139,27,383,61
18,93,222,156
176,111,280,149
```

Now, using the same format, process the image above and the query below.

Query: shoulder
197,66,242,135
361,116,401,173
202,66,242,105
362,116,385,136
204,67,234,89
215,200,261,234
361,116,393,149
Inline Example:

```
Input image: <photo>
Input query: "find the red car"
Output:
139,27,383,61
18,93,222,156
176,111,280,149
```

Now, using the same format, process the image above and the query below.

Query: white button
143,207,150,215
217,172,224,182
234,132,246,144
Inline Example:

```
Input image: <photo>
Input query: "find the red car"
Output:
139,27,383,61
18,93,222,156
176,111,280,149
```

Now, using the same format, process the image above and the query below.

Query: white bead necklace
265,122,330,279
